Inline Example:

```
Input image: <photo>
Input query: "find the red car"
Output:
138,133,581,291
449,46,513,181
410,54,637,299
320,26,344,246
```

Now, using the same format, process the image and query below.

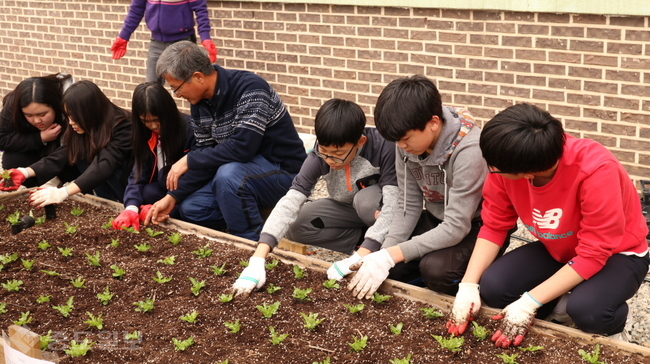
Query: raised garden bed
0,191,649,364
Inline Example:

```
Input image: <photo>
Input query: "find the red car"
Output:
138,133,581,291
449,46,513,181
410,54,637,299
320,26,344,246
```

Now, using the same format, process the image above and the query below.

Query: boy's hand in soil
29,187,69,207
490,291,541,348
446,282,481,336
0,168,29,191
347,249,395,299
327,252,362,281
233,256,266,298
112,207,140,231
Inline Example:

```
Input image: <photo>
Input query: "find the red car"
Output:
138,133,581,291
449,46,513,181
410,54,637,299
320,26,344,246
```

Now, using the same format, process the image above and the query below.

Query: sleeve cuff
359,238,382,252
259,233,278,250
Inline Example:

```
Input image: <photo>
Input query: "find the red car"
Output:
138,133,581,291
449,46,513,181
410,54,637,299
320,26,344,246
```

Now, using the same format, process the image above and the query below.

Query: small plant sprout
158,256,176,265
421,307,444,319
389,354,413,364
84,312,104,330
266,283,282,294
471,321,488,341
41,269,60,277
38,240,51,250
109,238,120,247
389,323,403,335
313,358,331,364
121,226,139,234
431,334,464,353
14,311,33,326
300,312,325,331
256,301,281,318
0,253,19,264
21,259,35,271
36,295,52,303
70,207,84,216
292,264,306,279
63,222,78,234
57,246,73,257
124,331,140,340
372,292,391,304
343,303,365,314
192,244,213,258
110,264,125,279
224,319,241,333
348,335,368,352
211,263,227,275
268,326,289,345
496,353,519,364
578,344,604,364
0,303,6,314
101,218,113,229
134,243,151,252
64,339,94,357
239,260,249,267
172,336,195,351
180,310,199,323
265,259,279,270
71,276,86,288
2,279,23,292
6,211,20,225
52,297,74,318
96,286,114,305
34,216,46,225
144,227,164,237
40,330,55,351
292,287,313,301
168,232,182,245
152,271,172,284
85,251,101,267
216,360,229,364
518,344,544,352
133,297,155,313
323,279,340,290
189,277,206,296
219,294,234,303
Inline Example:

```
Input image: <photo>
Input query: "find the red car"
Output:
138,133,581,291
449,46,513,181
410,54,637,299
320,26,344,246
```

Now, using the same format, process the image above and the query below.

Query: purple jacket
118,0,212,43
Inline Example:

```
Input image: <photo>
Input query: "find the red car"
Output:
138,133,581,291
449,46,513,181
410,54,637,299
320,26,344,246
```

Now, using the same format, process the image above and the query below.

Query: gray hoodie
382,106,486,262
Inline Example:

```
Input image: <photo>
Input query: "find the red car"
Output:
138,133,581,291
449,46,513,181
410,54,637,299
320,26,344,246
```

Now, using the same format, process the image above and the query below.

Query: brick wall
1,1,650,182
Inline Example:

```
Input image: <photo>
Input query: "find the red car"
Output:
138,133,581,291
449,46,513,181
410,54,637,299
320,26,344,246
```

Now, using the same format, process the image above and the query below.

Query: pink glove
111,37,128,60
0,168,29,191
112,209,140,231
139,204,153,223
201,39,217,63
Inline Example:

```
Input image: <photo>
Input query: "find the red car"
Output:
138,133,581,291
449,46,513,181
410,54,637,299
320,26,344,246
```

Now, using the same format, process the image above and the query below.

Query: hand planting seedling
152,271,172,284
224,319,241,333
268,326,289,345
343,303,365,314
97,286,114,305
13,311,32,326
211,263,227,275
219,294,234,303
65,339,94,357
293,264,306,279
348,335,368,352
496,353,519,364
180,310,199,323
144,227,163,237
124,331,140,340
323,279,340,290
63,222,78,234
421,307,444,319
2,279,23,292
41,269,60,277
265,259,279,270
389,323,403,335
167,232,182,245
300,312,325,331
52,296,74,318
257,301,281,318
101,218,113,229
40,330,55,351
21,259,35,270
389,354,413,364
133,297,155,313
84,312,104,330
134,243,151,252
518,344,544,352
292,287,313,301
578,344,604,364
172,336,194,351
431,334,464,353
158,256,176,265
471,321,488,341
71,276,86,288
70,207,84,216
1,170,14,188
36,295,52,303
57,246,73,257
110,264,125,279
192,244,213,258
85,251,101,267
109,238,120,247
266,283,282,294
372,292,391,304
37,240,51,250
189,277,206,296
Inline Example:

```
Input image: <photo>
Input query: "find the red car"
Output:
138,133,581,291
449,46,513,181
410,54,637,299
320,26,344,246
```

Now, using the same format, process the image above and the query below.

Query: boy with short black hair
233,98,398,296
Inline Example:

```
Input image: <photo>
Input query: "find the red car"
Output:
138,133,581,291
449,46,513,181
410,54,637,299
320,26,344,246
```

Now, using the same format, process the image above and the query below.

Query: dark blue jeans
178,155,295,241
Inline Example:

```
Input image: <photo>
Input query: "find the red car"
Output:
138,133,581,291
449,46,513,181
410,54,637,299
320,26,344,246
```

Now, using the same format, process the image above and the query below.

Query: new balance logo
532,208,562,229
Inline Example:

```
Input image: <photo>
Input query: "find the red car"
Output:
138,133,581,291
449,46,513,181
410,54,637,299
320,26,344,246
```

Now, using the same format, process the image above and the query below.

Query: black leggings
480,241,649,335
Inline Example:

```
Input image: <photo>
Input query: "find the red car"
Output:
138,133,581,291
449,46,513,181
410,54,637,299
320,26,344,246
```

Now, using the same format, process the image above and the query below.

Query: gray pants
146,35,195,83
285,184,382,254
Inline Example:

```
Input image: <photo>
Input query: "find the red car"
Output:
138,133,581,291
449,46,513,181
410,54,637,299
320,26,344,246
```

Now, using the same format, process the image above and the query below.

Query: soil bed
0,197,649,364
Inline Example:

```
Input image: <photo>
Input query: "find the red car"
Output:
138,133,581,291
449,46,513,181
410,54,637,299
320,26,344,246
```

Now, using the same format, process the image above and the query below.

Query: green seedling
322,279,340,290
265,259,279,270
168,232,182,245
110,264,125,279
300,312,325,331
121,226,139,234
268,326,289,345
216,360,229,364
52,296,74,318
343,303,365,314
36,295,52,303
192,244,213,258
211,263,227,275
292,287,312,301
6,211,20,225
256,301,281,318
219,294,234,303
172,336,194,351
239,260,249,267
189,277,206,296
152,271,172,284
134,243,151,252
389,322,403,335
70,207,84,216
13,311,32,326
101,218,113,229
37,240,51,250
0,205,3,211
34,216,46,225
144,227,163,237
292,264,306,279
41,269,60,277
348,335,368,352
432,334,464,353
312,358,330,364
97,286,114,305
109,238,120,247
40,330,55,351
84,312,104,330
578,344,604,364
496,353,519,364
421,307,444,319
266,283,282,294
2,279,23,292
64,339,94,357
180,310,199,323
472,321,488,341
0,253,19,264
389,354,413,364
372,292,391,304
71,276,86,288
85,251,101,267
133,297,155,313
519,344,544,352
63,222,78,234
0,303,6,314
124,331,140,340
57,246,73,257
158,256,176,265
224,319,241,333
21,259,35,270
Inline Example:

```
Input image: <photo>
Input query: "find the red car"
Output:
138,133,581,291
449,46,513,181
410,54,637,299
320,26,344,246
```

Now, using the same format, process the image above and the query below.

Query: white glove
347,249,395,299
327,252,362,281
29,187,69,207
17,167,30,178
232,256,266,298
446,283,481,335
491,291,542,348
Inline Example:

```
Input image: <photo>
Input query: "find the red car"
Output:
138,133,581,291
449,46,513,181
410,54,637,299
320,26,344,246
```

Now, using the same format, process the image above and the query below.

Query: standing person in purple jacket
110,0,217,84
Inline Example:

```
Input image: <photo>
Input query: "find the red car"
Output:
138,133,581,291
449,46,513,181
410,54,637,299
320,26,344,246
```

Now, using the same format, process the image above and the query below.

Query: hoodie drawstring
403,155,408,216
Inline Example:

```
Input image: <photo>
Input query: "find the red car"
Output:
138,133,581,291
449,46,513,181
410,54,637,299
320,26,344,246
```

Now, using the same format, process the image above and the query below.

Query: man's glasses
313,141,355,164
170,75,192,96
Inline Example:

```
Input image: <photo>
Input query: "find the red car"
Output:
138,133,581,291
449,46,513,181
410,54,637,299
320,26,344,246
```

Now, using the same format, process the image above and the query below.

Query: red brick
502,62,531,73
567,93,601,106
533,64,565,75
384,51,409,62
469,84,498,95
621,57,650,70
399,64,425,75
516,49,545,61
485,72,514,83
644,101,650,112
517,75,546,86
470,34,498,45
322,15,345,24
610,16,645,27
358,27,381,37
346,82,369,93
569,67,603,79
605,70,641,83
538,13,570,23
411,30,436,41
502,36,532,47
309,24,331,34
570,40,604,52
397,41,423,51
469,59,498,70
602,123,637,137
586,28,621,40
625,30,650,42
411,54,436,64
548,104,580,117
583,81,617,94
533,89,564,101
585,55,618,67
358,72,382,82
519,24,549,35
439,32,467,43
484,97,514,109
332,26,356,35
584,108,617,121
385,7,410,16
486,23,515,33
370,39,395,50
456,70,483,80
473,11,501,21
641,128,650,138
573,14,606,24
426,67,453,79
358,50,382,60
535,38,568,50
307,4,329,12
333,48,355,58
456,21,484,32
486,47,514,59
441,9,470,19
373,17,397,27
565,119,598,132
620,138,650,150
299,35,320,44
425,44,453,54
426,19,453,30
347,16,370,25
604,96,640,110
332,5,355,14
504,12,534,21
456,45,482,56
621,85,650,97
399,17,427,28
371,62,396,73
455,94,482,105
438,57,466,68
322,36,344,46
346,38,369,48
438,80,467,92
546,51,579,64
413,8,440,17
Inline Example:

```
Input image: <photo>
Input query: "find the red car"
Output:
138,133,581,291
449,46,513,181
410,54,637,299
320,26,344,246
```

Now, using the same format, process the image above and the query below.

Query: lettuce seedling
189,277,206,296
52,296,74,318
144,227,163,237
41,269,60,277
158,256,176,265
34,216,46,225
121,226,139,234
323,279,340,290
134,243,151,252
124,331,140,340
40,330,55,351
519,344,544,352
348,335,368,352
421,307,444,319
110,265,125,279
0,253,19,264
57,246,73,257
389,323,403,335
389,354,413,364
0,303,7,314
101,218,113,229
152,271,172,284
343,303,365,314
2,279,23,292
85,251,101,267
96,286,114,305
313,357,330,364
292,287,313,301
432,334,464,353
239,260,249,267
13,311,32,326
372,292,391,304
70,207,84,216
63,222,78,234
224,319,241,333
496,353,519,364
192,244,213,258
471,321,488,341
257,301,281,318
300,312,325,331
64,339,94,357
71,276,86,288
133,298,155,313
216,360,229,364
180,310,199,323
36,295,52,303
211,263,227,275
109,238,120,247
292,264,306,279
167,232,182,245
265,259,279,270
21,259,35,271
268,326,288,345
84,312,104,330
172,336,194,351
38,240,51,250
219,294,234,303
6,211,20,225
266,283,282,294
578,344,604,364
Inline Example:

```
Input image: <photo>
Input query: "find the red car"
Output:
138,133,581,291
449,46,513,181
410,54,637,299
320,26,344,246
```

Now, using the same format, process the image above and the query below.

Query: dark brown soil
2,179,14,188
0,197,649,364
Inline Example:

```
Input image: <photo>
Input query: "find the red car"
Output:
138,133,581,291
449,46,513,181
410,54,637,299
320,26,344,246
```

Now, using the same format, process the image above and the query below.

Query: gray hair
156,41,215,80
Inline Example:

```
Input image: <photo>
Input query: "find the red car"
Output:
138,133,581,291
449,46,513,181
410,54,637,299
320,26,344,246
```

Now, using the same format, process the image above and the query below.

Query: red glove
0,168,29,191
111,37,128,60
139,204,153,223
112,209,140,231
201,39,217,63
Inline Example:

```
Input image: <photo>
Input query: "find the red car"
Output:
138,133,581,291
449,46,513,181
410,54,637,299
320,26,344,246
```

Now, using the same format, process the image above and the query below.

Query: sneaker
546,292,574,326
608,330,630,342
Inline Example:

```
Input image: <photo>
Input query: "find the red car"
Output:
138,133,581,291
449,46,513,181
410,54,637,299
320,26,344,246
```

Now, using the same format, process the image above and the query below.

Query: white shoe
546,292,573,326
608,330,630,342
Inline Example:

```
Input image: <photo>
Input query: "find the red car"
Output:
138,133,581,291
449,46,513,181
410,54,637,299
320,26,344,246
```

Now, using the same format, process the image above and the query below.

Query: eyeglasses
170,75,192,96
312,141,355,164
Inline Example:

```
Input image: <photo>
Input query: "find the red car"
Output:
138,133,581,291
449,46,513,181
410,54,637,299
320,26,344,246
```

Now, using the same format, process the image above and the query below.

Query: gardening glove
112,206,140,231
0,168,29,191
327,252,362,281
491,291,542,348
110,37,128,59
139,204,153,223
347,249,395,300
29,186,69,208
201,39,217,63
446,283,481,336
233,256,266,298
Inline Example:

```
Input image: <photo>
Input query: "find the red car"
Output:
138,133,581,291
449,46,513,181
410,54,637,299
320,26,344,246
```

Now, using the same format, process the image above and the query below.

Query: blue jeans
178,155,295,241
